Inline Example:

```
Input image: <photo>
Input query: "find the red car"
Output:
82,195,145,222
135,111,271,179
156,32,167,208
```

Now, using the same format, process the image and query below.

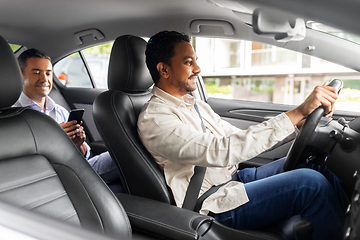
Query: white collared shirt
138,86,295,215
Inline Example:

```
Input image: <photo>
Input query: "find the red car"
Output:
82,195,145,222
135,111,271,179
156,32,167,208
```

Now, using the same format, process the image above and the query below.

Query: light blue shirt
13,92,91,159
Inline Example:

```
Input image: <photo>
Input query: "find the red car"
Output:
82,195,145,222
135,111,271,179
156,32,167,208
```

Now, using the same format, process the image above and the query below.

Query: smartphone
68,109,84,124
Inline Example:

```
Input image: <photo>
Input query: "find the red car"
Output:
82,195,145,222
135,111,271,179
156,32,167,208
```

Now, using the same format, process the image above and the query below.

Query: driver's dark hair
18,48,51,75
145,30,190,85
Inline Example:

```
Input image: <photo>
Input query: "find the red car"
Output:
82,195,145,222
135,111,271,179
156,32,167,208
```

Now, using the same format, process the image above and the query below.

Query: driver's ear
157,62,169,79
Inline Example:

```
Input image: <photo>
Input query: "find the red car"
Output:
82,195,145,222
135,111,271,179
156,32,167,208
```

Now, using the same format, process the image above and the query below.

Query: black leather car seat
93,35,174,204
0,35,131,240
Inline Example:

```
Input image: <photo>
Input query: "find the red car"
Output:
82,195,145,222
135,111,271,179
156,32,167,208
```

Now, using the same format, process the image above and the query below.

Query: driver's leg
240,157,349,209
209,168,345,240
296,162,349,209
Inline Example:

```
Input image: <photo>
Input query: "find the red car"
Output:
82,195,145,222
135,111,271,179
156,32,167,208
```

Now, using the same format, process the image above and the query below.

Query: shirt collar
17,92,56,112
152,86,195,108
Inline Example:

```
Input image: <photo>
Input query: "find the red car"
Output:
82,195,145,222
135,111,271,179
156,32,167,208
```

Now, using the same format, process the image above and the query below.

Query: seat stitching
27,191,79,222
60,210,78,222
126,212,194,237
26,191,67,210
0,172,57,194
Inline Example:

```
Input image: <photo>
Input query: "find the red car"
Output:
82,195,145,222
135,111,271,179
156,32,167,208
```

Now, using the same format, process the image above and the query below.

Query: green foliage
338,88,360,102
342,79,360,90
9,44,21,52
83,42,114,55
205,83,232,94
251,85,274,94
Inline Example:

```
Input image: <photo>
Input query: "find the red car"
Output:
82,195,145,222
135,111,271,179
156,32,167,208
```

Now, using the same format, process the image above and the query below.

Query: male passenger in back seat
14,48,122,191
137,30,348,240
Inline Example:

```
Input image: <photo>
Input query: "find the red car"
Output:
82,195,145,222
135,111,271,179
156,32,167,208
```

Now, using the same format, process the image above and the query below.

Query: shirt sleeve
55,105,69,123
83,142,91,160
138,101,295,168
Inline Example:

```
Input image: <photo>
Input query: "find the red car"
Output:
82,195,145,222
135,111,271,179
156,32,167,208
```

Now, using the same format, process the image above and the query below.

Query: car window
82,42,113,88
53,42,113,88
54,52,93,88
194,37,360,113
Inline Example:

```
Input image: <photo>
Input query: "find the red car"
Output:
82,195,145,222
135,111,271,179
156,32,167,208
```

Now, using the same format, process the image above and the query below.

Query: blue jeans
209,157,348,240
88,151,124,193
88,151,120,184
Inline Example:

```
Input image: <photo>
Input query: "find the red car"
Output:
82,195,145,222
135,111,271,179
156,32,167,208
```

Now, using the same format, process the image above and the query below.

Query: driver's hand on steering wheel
286,81,338,127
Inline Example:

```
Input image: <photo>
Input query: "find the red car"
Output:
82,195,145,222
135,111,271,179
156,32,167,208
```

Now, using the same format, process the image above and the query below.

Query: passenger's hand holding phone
68,109,84,124
60,120,86,144
59,109,87,155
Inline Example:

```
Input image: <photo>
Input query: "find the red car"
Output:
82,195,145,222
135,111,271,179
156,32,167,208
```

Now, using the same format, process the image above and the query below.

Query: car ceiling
1,0,360,71
1,0,236,58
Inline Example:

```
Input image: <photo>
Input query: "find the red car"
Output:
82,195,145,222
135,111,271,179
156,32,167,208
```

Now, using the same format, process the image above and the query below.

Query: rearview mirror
252,8,306,42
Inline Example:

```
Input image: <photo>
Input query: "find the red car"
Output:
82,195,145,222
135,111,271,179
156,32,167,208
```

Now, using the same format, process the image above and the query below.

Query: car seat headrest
108,35,153,92
0,35,23,110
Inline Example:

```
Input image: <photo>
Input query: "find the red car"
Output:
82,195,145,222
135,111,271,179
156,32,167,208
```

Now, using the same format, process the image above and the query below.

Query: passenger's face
22,57,53,103
167,42,201,96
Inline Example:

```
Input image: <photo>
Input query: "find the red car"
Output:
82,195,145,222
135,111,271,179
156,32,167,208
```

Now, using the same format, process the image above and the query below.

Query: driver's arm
286,83,338,127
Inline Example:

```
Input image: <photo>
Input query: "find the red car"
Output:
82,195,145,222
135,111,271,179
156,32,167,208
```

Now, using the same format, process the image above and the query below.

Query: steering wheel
283,79,343,171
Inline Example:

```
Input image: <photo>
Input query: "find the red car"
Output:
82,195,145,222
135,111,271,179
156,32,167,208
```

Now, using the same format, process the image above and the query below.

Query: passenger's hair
18,48,51,75
145,31,190,84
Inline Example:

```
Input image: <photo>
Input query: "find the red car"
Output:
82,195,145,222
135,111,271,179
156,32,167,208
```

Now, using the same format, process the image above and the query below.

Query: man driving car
137,30,348,240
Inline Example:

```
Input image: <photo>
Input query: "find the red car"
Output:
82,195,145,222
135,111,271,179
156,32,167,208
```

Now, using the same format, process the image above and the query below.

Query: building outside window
194,37,360,112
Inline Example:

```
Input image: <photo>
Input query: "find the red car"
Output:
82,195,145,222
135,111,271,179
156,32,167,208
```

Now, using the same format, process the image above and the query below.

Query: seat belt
182,96,207,211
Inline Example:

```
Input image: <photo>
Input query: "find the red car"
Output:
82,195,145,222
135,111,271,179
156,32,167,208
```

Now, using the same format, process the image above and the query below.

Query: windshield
307,21,360,45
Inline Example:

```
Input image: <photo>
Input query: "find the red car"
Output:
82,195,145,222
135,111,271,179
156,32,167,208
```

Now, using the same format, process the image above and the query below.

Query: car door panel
207,97,293,126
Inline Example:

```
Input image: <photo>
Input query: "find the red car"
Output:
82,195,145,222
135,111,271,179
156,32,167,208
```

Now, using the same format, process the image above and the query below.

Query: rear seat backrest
49,86,71,112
